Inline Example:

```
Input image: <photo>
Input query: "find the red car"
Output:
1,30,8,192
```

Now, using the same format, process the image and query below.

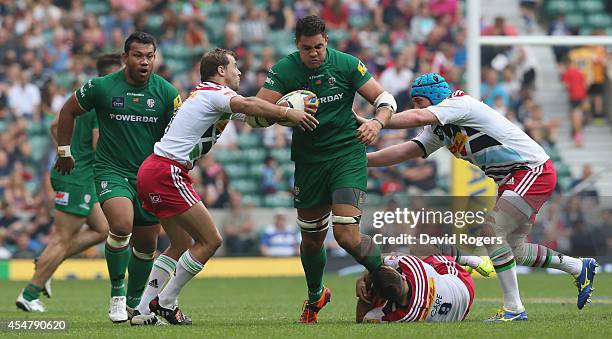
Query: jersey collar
122,69,151,88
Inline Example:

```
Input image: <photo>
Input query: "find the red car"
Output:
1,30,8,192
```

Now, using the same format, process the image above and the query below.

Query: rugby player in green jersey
256,15,397,323
16,54,122,312
54,32,191,323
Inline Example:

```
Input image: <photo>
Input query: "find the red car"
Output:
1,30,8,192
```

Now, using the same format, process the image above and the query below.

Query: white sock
548,254,582,276
136,254,177,315
497,266,525,312
158,251,203,309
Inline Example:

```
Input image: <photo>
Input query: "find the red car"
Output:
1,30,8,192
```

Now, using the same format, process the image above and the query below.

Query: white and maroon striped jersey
154,81,241,169
412,91,549,183
363,255,474,323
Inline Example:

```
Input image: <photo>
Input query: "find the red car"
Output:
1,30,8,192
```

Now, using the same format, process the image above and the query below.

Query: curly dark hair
295,15,327,40
124,31,156,53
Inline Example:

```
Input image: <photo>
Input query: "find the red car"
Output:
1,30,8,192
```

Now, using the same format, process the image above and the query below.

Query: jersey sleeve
411,126,444,158
383,255,402,269
262,63,288,94
208,88,238,114
74,78,99,112
426,96,470,125
166,85,182,124
346,54,372,90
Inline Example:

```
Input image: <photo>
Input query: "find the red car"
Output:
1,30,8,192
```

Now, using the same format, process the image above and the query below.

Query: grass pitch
1,273,611,338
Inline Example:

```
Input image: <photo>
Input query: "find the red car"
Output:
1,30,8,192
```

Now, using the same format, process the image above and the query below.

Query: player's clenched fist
286,108,319,131
356,119,382,145
54,156,75,175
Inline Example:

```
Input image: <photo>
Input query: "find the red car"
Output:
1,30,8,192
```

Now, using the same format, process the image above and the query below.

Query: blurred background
0,0,610,269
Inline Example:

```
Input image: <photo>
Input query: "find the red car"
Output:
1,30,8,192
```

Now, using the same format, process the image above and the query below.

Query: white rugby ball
275,90,319,127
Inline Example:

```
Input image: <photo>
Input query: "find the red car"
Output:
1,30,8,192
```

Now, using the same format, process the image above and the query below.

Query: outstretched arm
367,141,426,167
385,108,440,129
230,95,318,131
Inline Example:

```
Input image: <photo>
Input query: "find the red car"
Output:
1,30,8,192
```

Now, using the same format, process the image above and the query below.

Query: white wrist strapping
57,145,71,157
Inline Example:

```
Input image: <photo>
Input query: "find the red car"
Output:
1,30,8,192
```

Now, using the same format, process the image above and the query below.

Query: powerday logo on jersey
318,92,344,104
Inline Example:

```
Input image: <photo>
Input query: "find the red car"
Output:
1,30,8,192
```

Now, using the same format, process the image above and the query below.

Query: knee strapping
107,232,131,248
332,214,362,226
132,248,155,260
297,213,331,233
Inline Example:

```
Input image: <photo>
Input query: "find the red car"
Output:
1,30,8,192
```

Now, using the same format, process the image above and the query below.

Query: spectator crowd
0,0,609,260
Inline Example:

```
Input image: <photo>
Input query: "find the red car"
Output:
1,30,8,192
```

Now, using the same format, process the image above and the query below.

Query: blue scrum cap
410,73,452,105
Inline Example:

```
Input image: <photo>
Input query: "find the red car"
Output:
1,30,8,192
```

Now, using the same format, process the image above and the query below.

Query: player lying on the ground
15,54,123,312
130,48,317,326
356,255,474,323
366,73,598,322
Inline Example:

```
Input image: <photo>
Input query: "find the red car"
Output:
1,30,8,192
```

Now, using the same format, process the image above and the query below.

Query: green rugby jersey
75,70,181,177
50,109,97,181
263,48,372,163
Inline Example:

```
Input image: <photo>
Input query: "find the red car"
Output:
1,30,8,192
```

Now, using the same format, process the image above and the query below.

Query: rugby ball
245,90,318,128
275,90,319,127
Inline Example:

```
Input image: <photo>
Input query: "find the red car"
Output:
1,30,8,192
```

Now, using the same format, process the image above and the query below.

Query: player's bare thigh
160,201,222,261
85,202,109,234
101,196,134,237
297,204,331,221
54,209,89,240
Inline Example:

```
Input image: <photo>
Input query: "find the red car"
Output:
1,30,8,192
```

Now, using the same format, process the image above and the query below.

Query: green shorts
293,150,367,209
51,178,98,218
95,170,158,226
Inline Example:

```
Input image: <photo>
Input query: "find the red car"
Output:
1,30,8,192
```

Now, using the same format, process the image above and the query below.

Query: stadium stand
0,0,609,261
